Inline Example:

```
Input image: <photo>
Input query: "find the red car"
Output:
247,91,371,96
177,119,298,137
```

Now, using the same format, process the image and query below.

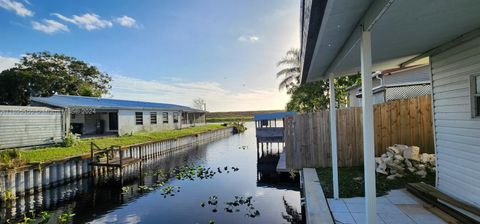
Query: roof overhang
253,112,296,121
301,0,480,83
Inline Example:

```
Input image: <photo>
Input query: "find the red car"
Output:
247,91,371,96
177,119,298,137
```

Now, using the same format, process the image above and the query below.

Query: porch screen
135,112,143,125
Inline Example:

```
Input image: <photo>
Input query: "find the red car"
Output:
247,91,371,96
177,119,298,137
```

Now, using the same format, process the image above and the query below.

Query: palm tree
276,48,301,93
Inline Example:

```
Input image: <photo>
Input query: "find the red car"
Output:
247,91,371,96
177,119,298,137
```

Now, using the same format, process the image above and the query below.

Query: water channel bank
0,128,233,201
0,123,301,223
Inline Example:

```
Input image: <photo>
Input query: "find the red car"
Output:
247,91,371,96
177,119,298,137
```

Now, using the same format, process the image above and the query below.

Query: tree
0,51,111,105
286,74,361,113
276,49,301,94
192,98,206,110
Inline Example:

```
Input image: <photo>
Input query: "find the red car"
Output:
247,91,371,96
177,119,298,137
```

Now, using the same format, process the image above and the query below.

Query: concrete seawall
0,128,233,202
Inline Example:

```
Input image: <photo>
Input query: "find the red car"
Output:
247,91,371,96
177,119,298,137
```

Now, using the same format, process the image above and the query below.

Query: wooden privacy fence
285,95,433,169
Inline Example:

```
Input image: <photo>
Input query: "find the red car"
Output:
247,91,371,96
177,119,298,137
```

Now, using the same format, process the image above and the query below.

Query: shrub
62,133,80,147
230,122,247,134
0,149,26,169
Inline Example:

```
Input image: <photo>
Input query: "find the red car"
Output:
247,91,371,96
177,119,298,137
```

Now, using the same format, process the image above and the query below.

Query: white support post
329,76,339,200
361,30,376,224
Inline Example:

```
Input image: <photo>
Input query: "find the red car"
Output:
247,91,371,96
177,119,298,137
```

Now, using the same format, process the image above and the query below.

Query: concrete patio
328,189,447,224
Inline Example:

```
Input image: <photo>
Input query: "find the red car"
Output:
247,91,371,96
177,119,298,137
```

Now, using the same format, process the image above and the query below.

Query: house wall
0,106,64,149
117,109,185,135
383,65,430,85
348,86,385,107
430,36,480,208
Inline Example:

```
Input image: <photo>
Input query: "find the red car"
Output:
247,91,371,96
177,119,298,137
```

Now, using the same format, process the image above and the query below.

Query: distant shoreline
206,110,285,123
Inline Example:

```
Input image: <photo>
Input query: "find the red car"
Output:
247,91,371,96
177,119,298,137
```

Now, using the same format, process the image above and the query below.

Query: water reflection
1,122,302,224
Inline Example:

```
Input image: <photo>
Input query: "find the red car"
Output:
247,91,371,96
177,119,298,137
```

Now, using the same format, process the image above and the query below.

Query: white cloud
114,15,138,28
53,13,113,31
32,19,69,34
238,35,260,43
0,0,33,17
0,56,18,72
110,75,289,112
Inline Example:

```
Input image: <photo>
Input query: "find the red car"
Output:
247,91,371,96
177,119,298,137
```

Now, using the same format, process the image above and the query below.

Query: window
173,112,179,123
135,112,143,125
472,75,480,117
150,112,157,124
163,112,169,124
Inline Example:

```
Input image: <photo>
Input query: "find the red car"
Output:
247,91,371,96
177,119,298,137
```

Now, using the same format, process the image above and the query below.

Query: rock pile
375,144,436,180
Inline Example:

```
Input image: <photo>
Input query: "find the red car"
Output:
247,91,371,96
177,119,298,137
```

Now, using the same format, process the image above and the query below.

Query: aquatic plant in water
201,195,261,218
129,165,239,200
170,165,239,181
7,210,74,224
59,212,75,224
160,185,181,198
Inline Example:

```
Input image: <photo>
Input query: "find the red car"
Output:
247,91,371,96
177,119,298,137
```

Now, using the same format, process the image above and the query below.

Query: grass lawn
0,124,227,164
316,166,435,198
206,116,253,123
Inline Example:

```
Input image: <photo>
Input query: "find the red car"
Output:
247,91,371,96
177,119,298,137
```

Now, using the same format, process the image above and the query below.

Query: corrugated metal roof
31,95,204,112
254,112,296,121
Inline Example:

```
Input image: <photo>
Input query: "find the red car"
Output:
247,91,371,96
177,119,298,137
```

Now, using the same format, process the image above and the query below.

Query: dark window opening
135,112,143,125
476,97,480,117
163,112,169,124
473,75,480,117
173,112,179,123
151,112,157,124
109,112,118,130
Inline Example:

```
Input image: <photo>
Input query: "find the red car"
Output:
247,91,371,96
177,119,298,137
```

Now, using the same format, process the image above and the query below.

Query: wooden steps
407,182,480,224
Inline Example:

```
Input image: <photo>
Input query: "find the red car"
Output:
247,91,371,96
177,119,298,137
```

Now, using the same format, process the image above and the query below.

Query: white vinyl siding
431,36,480,207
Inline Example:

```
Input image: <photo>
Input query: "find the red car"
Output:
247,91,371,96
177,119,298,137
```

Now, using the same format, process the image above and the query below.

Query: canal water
1,122,302,224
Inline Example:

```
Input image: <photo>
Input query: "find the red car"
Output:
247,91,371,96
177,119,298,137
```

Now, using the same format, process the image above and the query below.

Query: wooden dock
90,143,141,168
91,157,141,168
302,168,334,224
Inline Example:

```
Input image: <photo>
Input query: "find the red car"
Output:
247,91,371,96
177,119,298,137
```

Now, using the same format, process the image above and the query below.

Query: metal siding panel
0,108,63,149
433,88,470,100
434,112,471,120
433,81,469,93
434,104,470,113
436,126,480,137
432,36,480,64
436,120,480,129
433,96,470,106
383,65,431,85
431,36,480,207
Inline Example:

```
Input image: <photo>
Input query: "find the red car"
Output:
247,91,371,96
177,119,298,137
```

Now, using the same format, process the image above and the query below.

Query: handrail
90,143,129,166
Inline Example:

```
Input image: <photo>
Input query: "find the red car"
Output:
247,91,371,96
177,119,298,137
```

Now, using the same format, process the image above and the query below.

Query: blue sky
0,0,300,111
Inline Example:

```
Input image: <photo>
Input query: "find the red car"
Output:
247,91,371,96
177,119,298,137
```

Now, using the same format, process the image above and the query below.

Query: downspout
374,71,384,103
373,71,383,86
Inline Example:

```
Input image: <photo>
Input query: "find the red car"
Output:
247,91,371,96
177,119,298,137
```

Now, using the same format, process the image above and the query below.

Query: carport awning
302,0,480,83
